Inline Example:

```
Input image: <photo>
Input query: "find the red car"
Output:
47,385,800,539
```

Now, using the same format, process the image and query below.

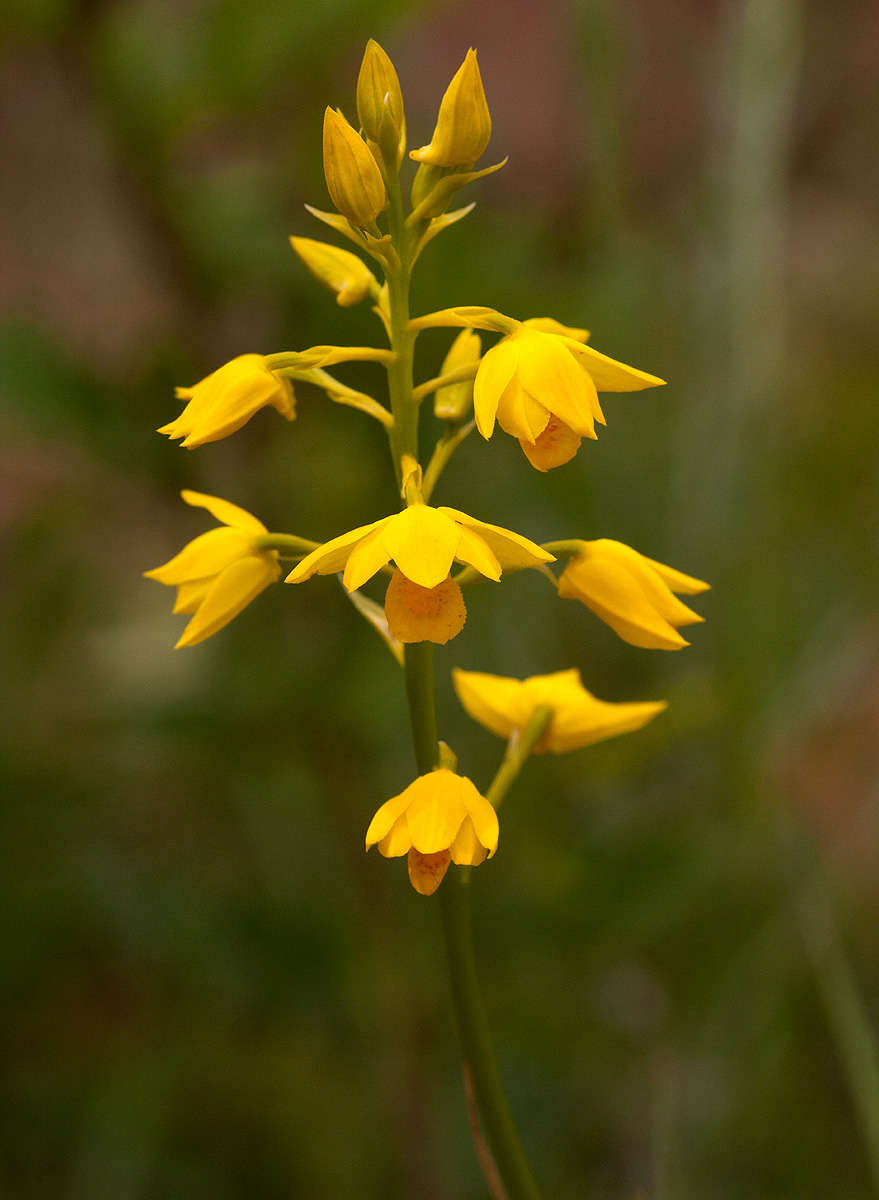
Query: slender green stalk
439,878,543,1200
486,706,553,810
256,533,319,554
384,160,544,1199
422,420,476,502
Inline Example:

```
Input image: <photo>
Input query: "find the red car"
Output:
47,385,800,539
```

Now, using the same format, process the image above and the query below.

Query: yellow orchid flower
158,354,295,449
285,502,554,645
365,768,499,895
453,668,666,753
144,491,280,648
557,539,710,650
410,48,491,168
474,322,665,469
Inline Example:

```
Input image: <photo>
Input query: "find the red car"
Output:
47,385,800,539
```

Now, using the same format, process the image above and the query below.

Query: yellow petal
452,669,531,740
452,526,502,582
144,527,255,586
365,790,413,850
519,415,582,471
175,555,278,648
473,337,519,438
285,519,384,583
458,775,499,856
640,555,711,595
563,340,665,392
342,524,396,592
406,782,468,854
546,696,667,753
523,317,590,342
180,489,267,534
380,506,462,589
450,817,488,866
172,579,212,615
494,374,551,443
440,508,555,570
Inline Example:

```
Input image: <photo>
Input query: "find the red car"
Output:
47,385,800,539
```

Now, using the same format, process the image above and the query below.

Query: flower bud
356,39,405,165
410,48,491,167
434,328,481,421
322,106,386,227
289,236,376,306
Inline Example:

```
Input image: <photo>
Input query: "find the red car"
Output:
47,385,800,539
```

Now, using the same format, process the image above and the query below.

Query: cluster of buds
146,41,708,895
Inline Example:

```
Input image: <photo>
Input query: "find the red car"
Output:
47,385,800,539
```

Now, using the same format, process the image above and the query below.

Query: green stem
439,879,543,1200
422,420,476,503
486,706,553,810
256,533,319,554
403,643,438,774
385,162,543,1200
384,172,417,485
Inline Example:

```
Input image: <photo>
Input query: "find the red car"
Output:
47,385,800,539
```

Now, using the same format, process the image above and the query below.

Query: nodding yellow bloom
285,503,554,645
410,48,491,167
289,237,377,307
473,321,665,469
158,354,295,449
558,540,710,650
322,106,386,228
453,668,667,753
365,768,499,895
144,491,280,648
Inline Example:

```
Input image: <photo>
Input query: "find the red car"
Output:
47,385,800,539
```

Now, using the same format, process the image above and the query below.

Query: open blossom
558,539,710,650
474,322,665,469
453,668,666,753
144,491,279,648
158,354,295,449
285,502,554,645
365,768,499,895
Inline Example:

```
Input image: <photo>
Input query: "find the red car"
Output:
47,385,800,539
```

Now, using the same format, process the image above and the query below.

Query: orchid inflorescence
146,39,708,899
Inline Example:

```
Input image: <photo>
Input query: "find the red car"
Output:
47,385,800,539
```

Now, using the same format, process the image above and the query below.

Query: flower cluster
145,41,709,894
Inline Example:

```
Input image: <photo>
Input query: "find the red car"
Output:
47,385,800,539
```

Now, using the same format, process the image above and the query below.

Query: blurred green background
2,0,878,1196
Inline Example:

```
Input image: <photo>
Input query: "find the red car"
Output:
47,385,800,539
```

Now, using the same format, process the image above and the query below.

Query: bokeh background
2,0,878,1196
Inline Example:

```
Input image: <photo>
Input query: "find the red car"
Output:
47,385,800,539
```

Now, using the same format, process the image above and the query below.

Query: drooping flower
453,667,666,753
158,355,295,449
144,491,280,648
410,48,491,168
285,502,554,644
322,106,386,227
365,768,499,895
473,322,665,469
557,539,710,650
289,237,377,307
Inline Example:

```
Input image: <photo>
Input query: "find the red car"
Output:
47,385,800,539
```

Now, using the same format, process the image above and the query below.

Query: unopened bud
322,107,386,227
434,328,481,421
289,237,376,306
410,48,491,168
357,39,405,165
